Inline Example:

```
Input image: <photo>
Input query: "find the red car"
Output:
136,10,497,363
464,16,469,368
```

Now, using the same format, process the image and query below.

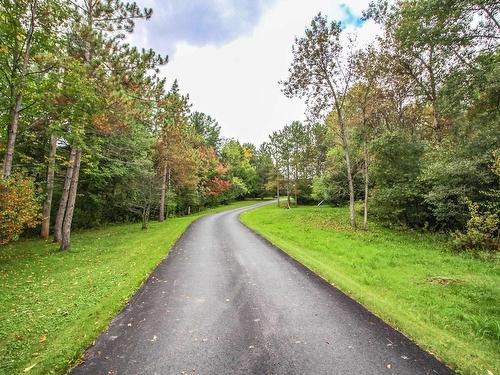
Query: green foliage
221,139,258,198
370,133,431,227
226,176,249,199
451,199,499,253
0,174,40,245
310,175,331,202
189,111,221,152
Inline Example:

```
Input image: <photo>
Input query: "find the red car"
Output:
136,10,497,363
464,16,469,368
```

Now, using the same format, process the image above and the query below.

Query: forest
0,0,272,250
0,0,498,253
0,0,499,374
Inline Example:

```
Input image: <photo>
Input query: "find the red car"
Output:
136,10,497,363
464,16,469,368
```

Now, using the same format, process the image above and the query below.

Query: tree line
265,0,499,252
1,0,498,253
0,0,268,249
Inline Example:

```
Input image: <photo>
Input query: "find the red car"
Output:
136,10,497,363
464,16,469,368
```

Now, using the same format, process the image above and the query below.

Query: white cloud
134,0,381,145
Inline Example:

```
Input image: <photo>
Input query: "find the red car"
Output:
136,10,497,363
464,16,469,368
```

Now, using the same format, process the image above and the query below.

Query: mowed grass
240,204,500,375
0,200,262,375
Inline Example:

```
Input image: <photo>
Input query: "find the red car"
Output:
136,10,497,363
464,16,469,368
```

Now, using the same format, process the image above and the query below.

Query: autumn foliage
0,175,40,245
206,177,231,196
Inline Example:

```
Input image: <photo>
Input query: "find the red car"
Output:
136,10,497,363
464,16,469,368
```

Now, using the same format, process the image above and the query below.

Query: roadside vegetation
241,204,499,375
0,200,262,375
1,0,498,374
0,1,269,250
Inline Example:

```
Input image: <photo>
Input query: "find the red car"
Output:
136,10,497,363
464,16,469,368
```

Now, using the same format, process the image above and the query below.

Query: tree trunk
142,203,150,230
61,148,81,251
166,168,171,219
276,168,280,207
286,162,291,209
432,105,442,144
41,134,57,239
54,148,77,243
2,95,23,178
363,139,369,231
294,166,298,207
159,163,167,221
338,114,356,229
2,4,35,179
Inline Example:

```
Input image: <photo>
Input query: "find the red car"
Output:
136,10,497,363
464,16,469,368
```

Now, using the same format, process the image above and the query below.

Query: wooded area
0,1,498,374
0,0,498,254
0,0,270,249
271,0,499,252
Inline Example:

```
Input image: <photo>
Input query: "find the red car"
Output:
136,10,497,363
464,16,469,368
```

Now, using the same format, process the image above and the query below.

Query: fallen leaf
39,336,46,343
487,371,494,375
23,363,37,372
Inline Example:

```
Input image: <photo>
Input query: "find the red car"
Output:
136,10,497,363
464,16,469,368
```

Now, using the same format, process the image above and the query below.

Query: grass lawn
0,200,262,375
240,204,500,375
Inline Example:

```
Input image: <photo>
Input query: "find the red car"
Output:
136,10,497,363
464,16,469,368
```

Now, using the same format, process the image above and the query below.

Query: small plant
0,174,40,245
451,199,499,253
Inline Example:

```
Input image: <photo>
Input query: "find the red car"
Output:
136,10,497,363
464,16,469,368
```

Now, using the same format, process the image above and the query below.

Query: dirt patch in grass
427,276,462,285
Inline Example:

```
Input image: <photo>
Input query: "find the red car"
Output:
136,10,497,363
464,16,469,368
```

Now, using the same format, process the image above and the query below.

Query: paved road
72,201,455,375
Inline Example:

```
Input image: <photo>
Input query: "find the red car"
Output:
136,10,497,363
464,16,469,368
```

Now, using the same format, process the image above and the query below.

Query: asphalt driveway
71,201,455,375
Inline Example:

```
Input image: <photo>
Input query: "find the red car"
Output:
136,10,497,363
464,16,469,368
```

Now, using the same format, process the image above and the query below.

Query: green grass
0,200,262,375
240,204,500,375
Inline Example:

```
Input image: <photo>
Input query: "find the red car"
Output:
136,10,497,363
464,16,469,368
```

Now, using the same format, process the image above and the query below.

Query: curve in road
71,201,455,375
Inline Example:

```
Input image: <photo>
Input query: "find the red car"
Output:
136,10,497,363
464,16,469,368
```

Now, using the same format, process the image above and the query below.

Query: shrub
0,174,40,245
451,199,499,252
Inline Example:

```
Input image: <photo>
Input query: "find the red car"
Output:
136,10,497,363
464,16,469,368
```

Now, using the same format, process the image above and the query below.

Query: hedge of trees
265,0,499,252
0,0,268,248
1,0,498,254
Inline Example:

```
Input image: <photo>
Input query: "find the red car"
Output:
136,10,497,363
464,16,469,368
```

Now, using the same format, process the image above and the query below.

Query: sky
130,0,381,146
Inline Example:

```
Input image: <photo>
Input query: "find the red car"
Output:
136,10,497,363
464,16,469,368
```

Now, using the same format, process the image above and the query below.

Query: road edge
237,205,457,375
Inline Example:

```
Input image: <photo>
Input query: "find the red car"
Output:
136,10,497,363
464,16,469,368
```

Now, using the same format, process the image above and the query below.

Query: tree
221,139,257,199
343,48,386,230
268,132,283,207
0,0,67,178
40,134,57,239
365,0,500,144
53,0,161,250
189,111,221,152
157,80,191,221
281,13,358,228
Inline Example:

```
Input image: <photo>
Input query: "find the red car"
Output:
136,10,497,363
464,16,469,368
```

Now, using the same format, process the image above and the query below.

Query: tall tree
55,0,160,249
0,0,65,178
281,13,358,227
157,80,191,221
40,134,57,239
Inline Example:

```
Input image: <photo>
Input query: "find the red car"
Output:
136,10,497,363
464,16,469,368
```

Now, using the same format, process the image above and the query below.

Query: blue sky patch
339,3,364,28
137,0,275,55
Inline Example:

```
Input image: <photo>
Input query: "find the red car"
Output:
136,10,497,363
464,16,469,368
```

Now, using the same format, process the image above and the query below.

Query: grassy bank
0,200,261,375
240,204,499,375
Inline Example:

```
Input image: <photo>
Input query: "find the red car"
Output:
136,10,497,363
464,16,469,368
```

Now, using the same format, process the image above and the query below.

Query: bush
452,199,499,252
0,174,40,245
